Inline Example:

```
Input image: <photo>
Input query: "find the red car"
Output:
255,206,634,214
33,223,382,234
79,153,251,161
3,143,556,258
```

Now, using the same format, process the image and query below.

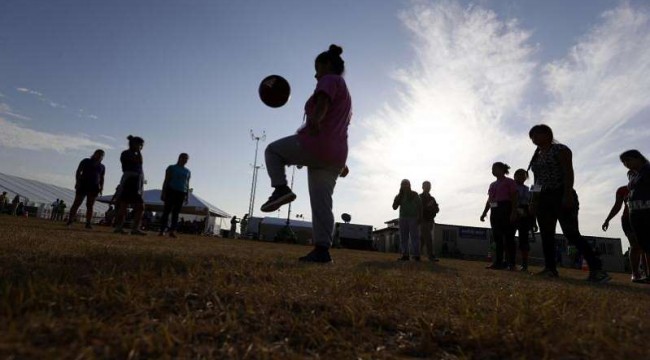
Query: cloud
0,117,112,153
0,103,31,121
346,1,537,228
16,87,66,109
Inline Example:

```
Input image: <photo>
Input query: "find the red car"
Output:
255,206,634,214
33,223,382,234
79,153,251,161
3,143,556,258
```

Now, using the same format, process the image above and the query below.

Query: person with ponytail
261,44,352,263
112,135,147,235
620,150,650,273
480,162,518,270
527,125,610,282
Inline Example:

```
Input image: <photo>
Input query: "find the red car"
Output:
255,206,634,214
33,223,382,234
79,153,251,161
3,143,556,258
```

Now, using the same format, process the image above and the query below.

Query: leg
536,195,559,271
420,221,434,258
399,218,410,257
307,167,338,249
85,193,97,225
160,200,173,233
517,220,531,269
67,193,86,224
265,135,325,187
409,218,420,257
131,202,144,231
558,207,601,271
490,212,505,266
169,192,184,234
114,202,128,230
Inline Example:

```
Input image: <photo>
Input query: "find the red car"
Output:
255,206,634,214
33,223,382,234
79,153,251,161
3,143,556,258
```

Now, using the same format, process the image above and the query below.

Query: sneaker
588,270,611,284
260,186,297,213
631,276,647,284
84,223,93,230
397,255,410,261
299,247,333,263
130,230,147,236
113,228,128,235
412,256,421,262
535,268,559,278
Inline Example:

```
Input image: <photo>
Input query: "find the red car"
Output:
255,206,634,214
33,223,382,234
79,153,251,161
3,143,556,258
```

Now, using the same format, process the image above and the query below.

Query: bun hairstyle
127,135,145,146
316,44,345,75
493,162,510,174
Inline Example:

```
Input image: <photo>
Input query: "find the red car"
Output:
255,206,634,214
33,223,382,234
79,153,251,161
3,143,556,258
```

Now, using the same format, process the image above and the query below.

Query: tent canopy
97,189,230,218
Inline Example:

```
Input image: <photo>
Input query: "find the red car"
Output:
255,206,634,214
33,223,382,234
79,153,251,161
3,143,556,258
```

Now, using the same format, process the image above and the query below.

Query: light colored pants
399,217,420,257
265,135,341,248
420,220,435,257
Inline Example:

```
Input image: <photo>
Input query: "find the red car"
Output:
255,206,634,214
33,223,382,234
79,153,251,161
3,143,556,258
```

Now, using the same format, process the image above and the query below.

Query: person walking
158,153,191,238
513,169,535,271
621,150,650,281
481,162,518,270
66,149,106,229
527,124,610,282
113,135,147,235
260,44,352,263
602,173,648,282
419,181,440,262
393,179,422,261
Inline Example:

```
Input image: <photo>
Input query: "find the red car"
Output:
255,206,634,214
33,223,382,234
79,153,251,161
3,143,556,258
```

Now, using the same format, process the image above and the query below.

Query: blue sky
1,0,649,247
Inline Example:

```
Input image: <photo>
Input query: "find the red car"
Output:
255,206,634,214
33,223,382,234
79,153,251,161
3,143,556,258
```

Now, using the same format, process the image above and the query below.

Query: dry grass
1,215,649,359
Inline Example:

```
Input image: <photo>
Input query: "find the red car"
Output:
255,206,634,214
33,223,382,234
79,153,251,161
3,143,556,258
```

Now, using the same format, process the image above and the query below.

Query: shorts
76,183,100,197
117,176,144,204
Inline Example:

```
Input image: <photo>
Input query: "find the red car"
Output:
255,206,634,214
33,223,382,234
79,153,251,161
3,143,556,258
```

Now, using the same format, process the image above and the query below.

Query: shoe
397,255,410,261
631,276,647,283
535,268,559,278
588,270,611,283
298,247,332,263
113,228,128,235
412,256,421,262
486,263,505,270
130,230,147,236
428,256,440,262
84,223,93,230
260,186,296,213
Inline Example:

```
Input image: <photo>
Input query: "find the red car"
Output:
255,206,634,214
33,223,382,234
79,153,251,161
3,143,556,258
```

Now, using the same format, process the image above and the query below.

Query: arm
75,161,84,186
392,193,401,210
99,167,105,195
185,173,191,204
480,198,490,222
558,147,576,206
161,167,172,201
306,92,330,135
510,187,519,222
415,194,423,223
602,195,624,231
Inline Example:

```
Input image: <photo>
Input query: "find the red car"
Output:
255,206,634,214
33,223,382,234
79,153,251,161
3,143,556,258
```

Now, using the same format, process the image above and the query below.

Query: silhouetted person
260,44,351,263
481,162,517,270
419,181,440,262
513,168,536,271
67,149,105,229
113,135,147,235
230,216,238,238
0,191,7,213
393,179,422,261
621,150,650,275
527,124,609,282
159,153,191,238
50,199,59,220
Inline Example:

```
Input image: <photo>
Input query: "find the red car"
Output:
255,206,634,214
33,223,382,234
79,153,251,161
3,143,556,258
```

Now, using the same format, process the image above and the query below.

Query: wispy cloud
0,117,112,153
16,87,66,109
347,1,536,228
0,103,31,121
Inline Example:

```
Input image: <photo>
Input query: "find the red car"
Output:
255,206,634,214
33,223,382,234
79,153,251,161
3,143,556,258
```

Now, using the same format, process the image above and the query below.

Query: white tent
0,171,108,213
96,189,230,218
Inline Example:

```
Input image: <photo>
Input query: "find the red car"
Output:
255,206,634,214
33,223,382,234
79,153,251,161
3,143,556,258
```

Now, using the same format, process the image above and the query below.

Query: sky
1,0,649,247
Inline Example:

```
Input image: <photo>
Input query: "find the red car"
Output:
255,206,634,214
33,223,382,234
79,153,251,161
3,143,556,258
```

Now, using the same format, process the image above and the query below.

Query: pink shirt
488,177,517,202
297,74,352,167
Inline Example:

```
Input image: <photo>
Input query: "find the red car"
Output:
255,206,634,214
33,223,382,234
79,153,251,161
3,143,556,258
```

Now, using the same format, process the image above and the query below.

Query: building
373,219,625,273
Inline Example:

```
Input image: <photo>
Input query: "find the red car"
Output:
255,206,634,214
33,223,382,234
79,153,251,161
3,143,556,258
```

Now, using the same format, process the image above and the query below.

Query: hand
480,214,486,222
602,221,609,232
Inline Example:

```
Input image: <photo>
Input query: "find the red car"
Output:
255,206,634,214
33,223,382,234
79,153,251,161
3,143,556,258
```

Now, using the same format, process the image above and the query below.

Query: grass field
1,216,649,359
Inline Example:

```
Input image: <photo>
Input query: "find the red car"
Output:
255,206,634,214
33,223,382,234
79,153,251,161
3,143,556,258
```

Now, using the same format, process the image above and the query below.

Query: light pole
248,130,266,219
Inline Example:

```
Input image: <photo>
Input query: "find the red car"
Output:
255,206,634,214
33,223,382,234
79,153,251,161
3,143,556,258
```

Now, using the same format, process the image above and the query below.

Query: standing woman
480,162,518,270
113,135,147,235
528,125,610,282
159,153,191,238
260,44,352,263
602,171,648,282
513,169,535,271
621,150,650,276
66,149,106,229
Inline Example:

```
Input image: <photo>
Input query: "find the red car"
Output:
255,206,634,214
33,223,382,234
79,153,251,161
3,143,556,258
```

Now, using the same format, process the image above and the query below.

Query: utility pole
248,130,265,219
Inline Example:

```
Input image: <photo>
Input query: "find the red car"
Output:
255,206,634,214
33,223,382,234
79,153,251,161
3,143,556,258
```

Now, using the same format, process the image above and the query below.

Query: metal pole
248,130,265,218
